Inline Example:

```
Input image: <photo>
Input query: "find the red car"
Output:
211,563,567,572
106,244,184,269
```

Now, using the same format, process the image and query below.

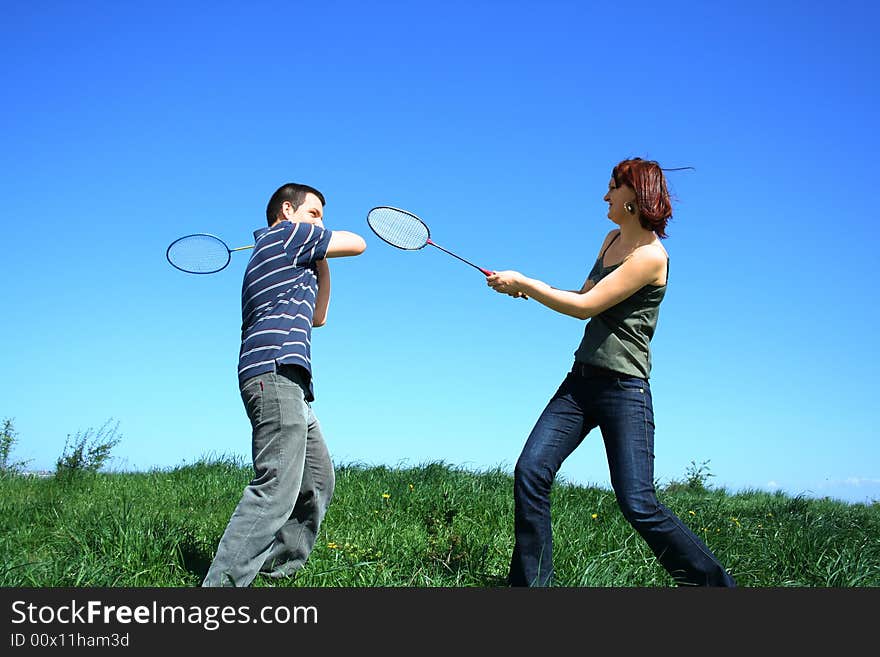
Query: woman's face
603,177,637,225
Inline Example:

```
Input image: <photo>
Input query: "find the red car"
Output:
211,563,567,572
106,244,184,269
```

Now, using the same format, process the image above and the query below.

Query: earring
625,202,635,214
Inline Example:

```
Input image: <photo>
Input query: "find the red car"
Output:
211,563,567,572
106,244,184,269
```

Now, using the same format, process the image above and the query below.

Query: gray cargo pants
202,365,335,587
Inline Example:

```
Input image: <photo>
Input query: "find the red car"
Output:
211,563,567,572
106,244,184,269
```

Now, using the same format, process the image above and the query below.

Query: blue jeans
509,366,736,587
202,365,335,587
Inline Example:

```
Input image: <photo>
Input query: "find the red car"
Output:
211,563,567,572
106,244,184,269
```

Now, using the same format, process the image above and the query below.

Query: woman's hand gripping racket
367,206,494,275
166,233,254,274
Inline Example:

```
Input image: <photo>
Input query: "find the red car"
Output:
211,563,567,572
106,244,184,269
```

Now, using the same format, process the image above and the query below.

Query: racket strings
367,207,429,250
167,234,231,274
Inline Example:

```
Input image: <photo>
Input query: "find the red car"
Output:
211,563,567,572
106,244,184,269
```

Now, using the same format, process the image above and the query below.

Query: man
203,183,366,587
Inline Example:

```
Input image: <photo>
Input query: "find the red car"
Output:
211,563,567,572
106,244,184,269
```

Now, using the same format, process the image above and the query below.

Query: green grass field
2,458,878,587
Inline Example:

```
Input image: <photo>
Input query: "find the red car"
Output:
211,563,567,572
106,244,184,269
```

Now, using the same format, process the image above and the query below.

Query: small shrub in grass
663,459,716,494
55,419,121,480
1,418,31,476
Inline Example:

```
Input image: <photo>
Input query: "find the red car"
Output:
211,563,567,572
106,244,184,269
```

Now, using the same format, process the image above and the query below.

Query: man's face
283,193,324,226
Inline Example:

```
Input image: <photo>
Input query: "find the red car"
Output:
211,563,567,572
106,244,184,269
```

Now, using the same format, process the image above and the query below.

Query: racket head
366,206,430,250
166,233,232,274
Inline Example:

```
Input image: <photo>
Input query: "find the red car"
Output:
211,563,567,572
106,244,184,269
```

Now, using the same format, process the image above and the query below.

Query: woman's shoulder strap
600,230,620,260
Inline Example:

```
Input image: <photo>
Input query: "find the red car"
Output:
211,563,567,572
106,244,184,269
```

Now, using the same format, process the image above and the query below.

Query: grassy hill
2,458,878,587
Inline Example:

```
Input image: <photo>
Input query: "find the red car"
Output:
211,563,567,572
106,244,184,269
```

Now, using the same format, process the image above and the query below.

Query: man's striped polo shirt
237,220,332,400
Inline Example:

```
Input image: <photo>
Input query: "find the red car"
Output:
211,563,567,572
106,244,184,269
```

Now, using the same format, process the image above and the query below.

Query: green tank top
574,234,668,379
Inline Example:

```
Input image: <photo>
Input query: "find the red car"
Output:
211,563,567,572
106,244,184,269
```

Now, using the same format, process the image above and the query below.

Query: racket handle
427,240,494,277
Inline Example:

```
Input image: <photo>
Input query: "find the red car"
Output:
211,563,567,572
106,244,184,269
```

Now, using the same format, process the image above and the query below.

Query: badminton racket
366,206,493,276
166,233,253,274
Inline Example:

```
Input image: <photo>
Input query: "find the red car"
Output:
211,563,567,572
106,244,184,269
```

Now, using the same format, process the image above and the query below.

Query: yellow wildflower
591,513,598,519
382,493,391,499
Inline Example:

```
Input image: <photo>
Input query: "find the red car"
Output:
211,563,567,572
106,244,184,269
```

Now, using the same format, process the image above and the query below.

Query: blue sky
2,0,878,505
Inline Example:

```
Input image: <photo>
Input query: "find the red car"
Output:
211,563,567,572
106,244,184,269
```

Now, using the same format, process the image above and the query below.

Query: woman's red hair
612,158,673,239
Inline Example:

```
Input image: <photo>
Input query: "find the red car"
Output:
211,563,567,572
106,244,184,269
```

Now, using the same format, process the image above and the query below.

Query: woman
487,157,736,587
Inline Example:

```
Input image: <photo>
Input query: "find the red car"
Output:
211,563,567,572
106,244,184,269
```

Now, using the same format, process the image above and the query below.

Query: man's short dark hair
266,183,326,226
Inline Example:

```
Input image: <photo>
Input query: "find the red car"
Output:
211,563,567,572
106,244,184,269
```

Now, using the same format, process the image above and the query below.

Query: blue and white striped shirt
237,221,332,400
